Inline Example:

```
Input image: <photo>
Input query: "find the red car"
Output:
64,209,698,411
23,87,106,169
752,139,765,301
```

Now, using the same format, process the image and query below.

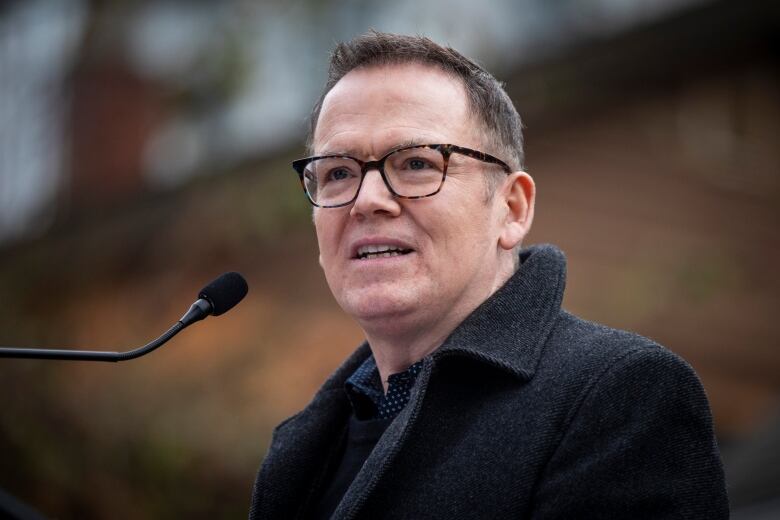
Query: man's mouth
355,244,414,260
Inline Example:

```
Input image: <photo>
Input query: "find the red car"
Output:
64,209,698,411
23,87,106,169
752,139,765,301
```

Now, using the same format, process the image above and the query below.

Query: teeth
358,244,399,255
356,244,411,259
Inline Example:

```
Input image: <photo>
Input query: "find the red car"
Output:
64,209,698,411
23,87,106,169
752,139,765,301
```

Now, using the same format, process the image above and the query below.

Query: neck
363,255,517,391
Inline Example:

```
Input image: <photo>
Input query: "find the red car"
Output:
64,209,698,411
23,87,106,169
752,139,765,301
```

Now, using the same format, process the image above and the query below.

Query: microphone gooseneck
0,272,248,362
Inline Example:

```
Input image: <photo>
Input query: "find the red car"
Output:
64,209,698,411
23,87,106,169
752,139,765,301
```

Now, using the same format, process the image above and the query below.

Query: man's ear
498,171,535,250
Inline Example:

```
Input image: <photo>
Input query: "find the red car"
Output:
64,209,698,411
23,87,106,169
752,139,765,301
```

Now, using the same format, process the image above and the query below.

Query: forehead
313,63,479,156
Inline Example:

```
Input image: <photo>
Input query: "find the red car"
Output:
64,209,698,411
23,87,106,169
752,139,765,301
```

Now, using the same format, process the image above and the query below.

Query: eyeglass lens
303,147,446,206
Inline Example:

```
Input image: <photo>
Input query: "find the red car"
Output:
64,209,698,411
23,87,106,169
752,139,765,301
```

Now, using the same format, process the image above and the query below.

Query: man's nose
350,168,401,217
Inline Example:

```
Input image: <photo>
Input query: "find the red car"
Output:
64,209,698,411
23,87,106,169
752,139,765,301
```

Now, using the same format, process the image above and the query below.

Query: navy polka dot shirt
345,356,424,420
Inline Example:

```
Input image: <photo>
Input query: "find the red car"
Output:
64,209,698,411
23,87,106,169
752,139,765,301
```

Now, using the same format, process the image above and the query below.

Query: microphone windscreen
198,272,248,316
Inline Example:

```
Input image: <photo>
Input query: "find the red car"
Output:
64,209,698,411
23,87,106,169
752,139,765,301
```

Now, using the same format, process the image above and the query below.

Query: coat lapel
331,356,434,519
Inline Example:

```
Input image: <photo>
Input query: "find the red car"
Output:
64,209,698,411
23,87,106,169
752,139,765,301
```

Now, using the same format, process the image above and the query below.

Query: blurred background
0,0,777,518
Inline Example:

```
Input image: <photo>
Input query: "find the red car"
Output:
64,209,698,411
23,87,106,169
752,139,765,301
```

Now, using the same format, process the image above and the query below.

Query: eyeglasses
292,143,512,208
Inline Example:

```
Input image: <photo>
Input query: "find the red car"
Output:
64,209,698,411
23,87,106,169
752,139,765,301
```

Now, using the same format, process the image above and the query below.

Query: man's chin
338,291,421,326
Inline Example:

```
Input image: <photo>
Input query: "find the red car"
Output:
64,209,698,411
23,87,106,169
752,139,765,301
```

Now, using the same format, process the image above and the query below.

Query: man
250,32,728,519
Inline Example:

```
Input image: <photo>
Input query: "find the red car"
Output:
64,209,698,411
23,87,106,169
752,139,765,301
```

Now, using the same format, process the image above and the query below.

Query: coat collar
434,243,567,381
328,243,567,383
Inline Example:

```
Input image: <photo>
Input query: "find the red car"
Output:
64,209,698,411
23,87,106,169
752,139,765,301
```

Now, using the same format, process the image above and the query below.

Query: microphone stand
0,299,211,362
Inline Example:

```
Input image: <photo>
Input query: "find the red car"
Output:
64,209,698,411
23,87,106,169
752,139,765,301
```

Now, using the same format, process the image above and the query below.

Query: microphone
0,272,248,362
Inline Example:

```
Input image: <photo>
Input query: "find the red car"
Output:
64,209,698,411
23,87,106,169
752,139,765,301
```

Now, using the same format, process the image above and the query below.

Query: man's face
312,63,514,336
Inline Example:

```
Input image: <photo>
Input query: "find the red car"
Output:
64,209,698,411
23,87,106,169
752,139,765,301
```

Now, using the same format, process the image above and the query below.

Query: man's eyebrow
381,139,431,156
315,148,358,157
317,138,431,158
392,138,427,150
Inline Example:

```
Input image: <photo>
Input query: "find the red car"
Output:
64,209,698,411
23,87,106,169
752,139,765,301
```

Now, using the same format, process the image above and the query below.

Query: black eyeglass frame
292,143,513,208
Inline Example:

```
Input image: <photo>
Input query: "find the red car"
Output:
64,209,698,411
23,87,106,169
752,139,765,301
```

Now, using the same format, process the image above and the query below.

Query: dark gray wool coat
250,244,728,519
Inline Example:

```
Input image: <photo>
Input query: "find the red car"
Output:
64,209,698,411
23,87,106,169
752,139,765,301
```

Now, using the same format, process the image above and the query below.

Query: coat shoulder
534,309,708,425
531,312,728,518
545,309,693,377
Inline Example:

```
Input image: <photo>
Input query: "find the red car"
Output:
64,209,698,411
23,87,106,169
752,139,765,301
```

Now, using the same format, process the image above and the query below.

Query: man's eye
407,159,430,170
327,168,352,181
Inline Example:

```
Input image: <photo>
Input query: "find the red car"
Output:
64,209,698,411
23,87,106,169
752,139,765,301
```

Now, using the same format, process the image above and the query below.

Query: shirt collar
345,356,424,420
345,356,384,403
